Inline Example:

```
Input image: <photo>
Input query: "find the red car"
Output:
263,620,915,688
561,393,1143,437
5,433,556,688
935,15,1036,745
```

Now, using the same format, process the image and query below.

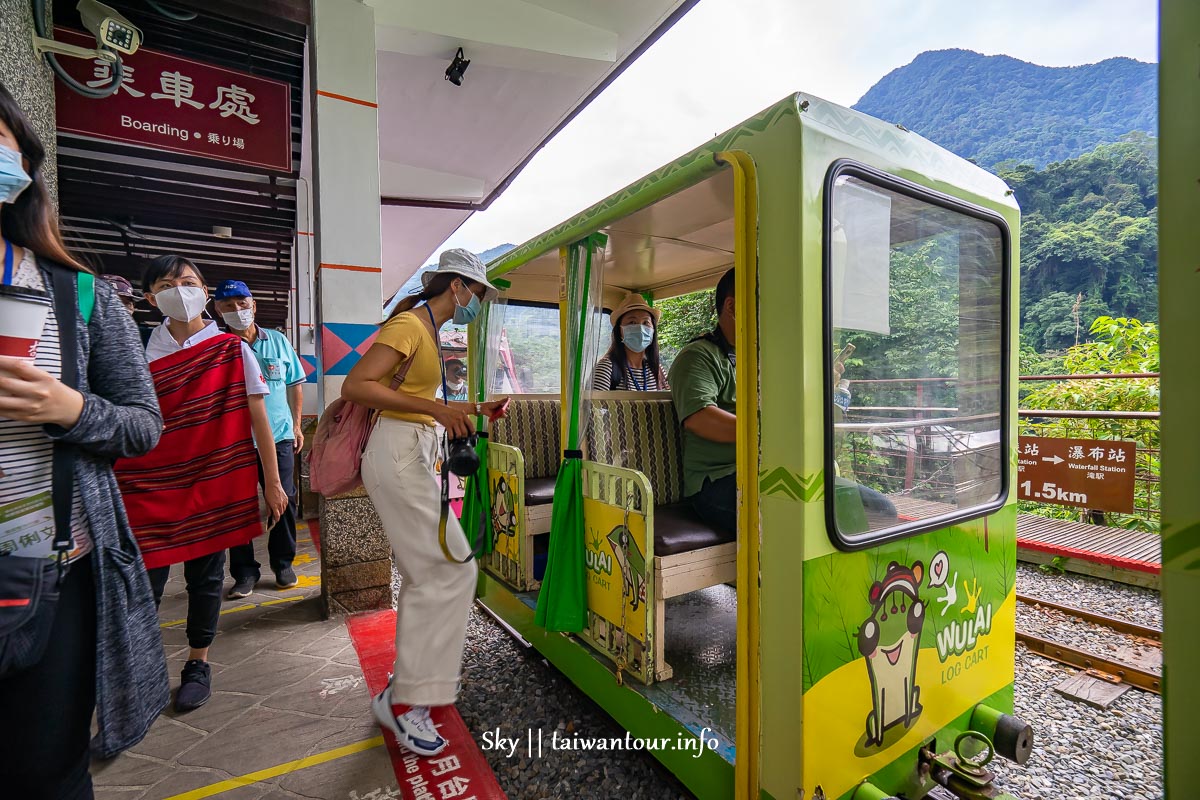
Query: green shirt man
668,268,738,536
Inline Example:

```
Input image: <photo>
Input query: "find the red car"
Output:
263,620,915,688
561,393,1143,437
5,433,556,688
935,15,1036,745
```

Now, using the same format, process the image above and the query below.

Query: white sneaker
371,686,448,757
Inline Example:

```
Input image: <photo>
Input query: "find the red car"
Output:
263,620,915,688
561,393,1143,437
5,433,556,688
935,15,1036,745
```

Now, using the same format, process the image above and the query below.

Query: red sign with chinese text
1016,436,1136,514
53,27,291,172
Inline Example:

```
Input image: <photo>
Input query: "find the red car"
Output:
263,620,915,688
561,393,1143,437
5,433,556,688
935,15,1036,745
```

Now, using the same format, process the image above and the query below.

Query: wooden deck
1016,513,1160,588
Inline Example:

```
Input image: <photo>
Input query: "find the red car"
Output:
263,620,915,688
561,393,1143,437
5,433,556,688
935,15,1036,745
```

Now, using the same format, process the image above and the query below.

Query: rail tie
1016,630,1162,694
1016,593,1162,642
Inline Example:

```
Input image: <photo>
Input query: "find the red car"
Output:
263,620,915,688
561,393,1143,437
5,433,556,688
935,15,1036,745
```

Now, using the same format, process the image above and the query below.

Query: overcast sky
437,0,1158,256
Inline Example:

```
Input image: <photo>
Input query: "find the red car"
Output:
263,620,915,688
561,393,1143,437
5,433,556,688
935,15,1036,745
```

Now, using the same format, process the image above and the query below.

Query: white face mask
222,309,255,330
154,286,208,322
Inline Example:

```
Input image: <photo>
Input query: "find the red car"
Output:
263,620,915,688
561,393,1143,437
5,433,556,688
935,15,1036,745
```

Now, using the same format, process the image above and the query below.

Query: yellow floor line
162,736,386,800
160,594,307,628
259,595,306,607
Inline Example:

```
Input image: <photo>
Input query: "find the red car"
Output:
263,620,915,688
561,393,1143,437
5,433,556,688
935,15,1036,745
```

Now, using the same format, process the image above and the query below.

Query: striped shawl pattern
116,334,260,569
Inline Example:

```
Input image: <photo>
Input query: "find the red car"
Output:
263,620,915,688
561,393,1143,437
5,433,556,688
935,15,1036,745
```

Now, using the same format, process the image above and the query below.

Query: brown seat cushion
653,503,735,557
525,477,557,506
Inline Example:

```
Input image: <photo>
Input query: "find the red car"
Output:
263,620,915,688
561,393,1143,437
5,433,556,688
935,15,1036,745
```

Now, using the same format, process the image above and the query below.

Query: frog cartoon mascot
491,476,516,539
606,525,646,611
858,560,926,748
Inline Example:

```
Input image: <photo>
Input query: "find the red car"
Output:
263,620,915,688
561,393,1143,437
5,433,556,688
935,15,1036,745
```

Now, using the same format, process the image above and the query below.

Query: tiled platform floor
93,524,401,800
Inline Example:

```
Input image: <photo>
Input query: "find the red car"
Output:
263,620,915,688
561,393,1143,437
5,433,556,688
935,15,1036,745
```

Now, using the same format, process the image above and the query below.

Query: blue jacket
38,260,169,758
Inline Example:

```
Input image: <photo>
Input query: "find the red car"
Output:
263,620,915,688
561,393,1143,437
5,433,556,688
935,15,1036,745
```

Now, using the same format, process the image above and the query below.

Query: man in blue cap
213,280,306,595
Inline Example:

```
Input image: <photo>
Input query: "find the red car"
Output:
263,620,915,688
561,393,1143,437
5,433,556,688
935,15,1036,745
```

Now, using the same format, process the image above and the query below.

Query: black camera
445,433,480,476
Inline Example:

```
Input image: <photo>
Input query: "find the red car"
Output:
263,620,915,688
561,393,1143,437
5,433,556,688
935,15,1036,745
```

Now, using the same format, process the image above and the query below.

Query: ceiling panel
498,168,733,304
373,0,698,298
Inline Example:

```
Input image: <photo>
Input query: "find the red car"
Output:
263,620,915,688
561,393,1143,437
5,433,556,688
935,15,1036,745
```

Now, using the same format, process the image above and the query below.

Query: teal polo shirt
250,327,306,443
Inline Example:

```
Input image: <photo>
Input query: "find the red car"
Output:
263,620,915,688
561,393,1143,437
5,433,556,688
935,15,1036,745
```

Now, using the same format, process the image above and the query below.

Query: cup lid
0,283,50,304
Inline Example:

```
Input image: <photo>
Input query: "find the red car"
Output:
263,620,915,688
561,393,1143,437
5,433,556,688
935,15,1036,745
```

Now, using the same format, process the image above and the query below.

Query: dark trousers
688,473,738,537
147,550,225,650
0,555,97,800
230,439,297,581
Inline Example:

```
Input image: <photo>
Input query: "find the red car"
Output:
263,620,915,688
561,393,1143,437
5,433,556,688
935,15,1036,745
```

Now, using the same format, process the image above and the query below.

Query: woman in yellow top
342,249,507,757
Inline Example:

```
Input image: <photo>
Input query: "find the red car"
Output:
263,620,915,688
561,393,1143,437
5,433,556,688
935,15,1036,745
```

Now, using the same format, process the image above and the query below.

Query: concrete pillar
309,0,393,615
0,0,57,202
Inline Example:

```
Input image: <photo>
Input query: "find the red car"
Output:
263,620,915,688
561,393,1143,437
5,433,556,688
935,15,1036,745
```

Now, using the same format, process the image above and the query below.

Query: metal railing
836,374,1160,531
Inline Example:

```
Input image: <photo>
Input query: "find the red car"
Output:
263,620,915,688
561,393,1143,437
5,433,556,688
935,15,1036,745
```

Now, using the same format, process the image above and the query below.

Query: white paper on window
831,178,892,335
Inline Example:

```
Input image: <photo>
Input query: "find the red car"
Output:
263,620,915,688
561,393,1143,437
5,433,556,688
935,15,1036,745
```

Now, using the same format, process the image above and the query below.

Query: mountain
852,49,1156,168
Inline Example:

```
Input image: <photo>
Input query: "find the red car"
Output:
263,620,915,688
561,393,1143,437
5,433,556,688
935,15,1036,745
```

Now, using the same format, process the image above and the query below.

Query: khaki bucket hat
422,248,500,303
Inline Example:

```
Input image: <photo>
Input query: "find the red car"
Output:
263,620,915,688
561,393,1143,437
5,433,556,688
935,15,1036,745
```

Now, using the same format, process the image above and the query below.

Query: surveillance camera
76,0,142,55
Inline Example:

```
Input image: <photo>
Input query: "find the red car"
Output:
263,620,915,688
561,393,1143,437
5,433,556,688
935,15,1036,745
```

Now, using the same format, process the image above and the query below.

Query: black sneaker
175,659,212,712
275,566,298,589
227,577,256,599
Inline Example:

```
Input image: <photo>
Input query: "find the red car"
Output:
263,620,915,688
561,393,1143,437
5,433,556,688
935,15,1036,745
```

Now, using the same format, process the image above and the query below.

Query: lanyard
2,240,12,285
425,304,450,404
628,362,649,391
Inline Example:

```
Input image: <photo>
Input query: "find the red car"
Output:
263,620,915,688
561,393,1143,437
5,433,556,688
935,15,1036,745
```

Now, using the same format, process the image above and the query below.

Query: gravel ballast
457,607,693,800
993,565,1163,800
1016,562,1162,629
426,563,1163,799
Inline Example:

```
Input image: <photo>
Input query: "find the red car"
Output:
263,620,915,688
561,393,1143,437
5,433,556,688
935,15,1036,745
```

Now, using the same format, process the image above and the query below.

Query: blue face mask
0,145,31,204
621,323,654,353
452,284,481,325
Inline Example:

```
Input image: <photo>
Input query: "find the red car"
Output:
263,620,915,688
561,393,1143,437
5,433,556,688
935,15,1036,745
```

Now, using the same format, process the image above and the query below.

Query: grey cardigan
38,260,169,758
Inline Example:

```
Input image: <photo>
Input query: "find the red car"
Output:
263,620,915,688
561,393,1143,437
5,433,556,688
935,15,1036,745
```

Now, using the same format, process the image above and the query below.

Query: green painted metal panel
1159,1,1200,794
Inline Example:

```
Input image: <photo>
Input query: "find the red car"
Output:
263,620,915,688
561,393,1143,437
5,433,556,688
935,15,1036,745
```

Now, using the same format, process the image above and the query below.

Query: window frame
821,159,1013,551
497,299,565,395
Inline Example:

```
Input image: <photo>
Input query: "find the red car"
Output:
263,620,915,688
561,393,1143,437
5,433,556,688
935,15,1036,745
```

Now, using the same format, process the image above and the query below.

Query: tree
1022,291,1108,352
1000,137,1159,348
655,289,715,365
1021,316,1159,531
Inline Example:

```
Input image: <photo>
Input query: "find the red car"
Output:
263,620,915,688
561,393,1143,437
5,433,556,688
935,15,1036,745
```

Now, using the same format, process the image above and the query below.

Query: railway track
1015,592,1162,694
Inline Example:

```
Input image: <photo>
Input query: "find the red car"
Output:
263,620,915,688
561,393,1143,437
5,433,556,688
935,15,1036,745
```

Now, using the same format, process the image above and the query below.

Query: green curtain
535,233,607,632
459,437,493,553
460,281,508,555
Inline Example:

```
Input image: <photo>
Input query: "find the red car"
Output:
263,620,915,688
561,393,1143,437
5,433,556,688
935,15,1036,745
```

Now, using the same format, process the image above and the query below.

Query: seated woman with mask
593,293,669,391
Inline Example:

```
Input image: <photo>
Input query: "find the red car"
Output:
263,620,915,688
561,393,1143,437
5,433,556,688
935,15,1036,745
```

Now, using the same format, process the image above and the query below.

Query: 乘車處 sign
1016,436,1136,514
53,27,291,172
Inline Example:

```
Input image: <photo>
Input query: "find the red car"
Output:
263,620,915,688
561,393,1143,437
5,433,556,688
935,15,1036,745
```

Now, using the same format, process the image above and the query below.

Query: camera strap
425,303,486,564
437,443,488,564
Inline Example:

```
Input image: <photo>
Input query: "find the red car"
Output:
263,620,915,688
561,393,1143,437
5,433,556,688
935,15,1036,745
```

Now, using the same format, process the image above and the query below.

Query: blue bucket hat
214,280,253,300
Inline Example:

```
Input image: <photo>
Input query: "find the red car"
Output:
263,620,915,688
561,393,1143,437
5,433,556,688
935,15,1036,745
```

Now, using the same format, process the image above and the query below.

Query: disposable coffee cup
0,284,50,363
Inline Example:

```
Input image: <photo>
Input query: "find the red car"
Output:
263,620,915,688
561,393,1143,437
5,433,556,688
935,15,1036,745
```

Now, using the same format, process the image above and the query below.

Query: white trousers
362,418,477,706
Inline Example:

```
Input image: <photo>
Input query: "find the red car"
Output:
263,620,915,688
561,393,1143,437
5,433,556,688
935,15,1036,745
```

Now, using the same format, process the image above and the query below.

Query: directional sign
1016,436,1136,514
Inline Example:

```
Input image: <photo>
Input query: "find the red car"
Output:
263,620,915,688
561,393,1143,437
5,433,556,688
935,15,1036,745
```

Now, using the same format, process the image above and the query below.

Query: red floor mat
306,517,321,554
346,610,507,800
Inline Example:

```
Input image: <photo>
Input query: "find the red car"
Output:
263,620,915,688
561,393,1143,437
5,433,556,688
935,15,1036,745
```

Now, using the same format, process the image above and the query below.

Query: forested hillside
852,49,1156,168
1000,135,1157,350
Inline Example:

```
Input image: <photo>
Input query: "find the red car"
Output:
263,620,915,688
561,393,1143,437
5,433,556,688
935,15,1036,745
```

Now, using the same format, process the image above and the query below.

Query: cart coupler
918,730,1022,800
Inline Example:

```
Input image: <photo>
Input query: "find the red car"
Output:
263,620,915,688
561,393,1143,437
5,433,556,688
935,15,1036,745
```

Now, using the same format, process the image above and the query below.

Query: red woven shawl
116,334,260,569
